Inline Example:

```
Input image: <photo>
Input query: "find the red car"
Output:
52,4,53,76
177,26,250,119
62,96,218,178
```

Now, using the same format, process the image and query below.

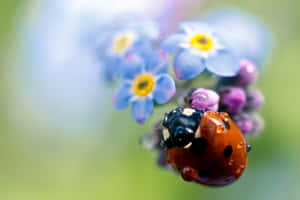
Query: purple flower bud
245,90,264,110
234,113,264,135
237,60,258,86
234,113,254,135
220,87,246,114
190,88,220,112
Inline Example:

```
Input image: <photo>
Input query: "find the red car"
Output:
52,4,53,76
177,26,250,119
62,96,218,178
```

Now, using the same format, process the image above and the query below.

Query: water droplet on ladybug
237,143,243,149
216,125,225,134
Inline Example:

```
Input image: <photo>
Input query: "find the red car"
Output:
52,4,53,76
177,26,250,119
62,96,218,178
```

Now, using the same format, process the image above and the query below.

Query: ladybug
161,107,251,186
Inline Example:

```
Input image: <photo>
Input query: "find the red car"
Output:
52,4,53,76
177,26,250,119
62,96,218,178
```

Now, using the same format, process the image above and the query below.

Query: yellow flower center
133,74,155,97
189,33,214,51
112,33,135,54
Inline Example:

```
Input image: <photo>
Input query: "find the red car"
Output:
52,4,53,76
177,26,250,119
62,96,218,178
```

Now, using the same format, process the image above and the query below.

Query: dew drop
237,142,243,149
228,160,234,166
224,177,230,182
216,126,225,134
235,168,242,174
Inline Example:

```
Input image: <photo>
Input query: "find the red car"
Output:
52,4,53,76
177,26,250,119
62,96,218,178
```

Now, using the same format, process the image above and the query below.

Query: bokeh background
0,0,300,200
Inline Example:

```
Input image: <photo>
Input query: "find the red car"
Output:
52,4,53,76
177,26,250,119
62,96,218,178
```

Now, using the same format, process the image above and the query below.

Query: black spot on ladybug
222,119,230,129
224,145,233,158
190,138,208,155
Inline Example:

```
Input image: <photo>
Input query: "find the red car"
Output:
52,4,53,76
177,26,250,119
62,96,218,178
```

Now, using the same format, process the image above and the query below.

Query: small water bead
246,144,252,153
235,168,242,175
228,160,234,166
224,177,230,182
216,125,225,134
181,166,199,182
237,142,243,150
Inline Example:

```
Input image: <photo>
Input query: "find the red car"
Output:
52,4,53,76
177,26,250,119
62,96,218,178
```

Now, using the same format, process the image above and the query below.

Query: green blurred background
1,0,300,200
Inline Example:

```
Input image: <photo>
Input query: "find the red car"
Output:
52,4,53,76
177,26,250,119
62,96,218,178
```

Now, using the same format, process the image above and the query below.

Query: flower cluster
187,60,264,135
161,22,240,80
217,60,264,135
114,51,176,124
91,8,275,187
140,60,266,176
98,9,271,125
97,15,160,82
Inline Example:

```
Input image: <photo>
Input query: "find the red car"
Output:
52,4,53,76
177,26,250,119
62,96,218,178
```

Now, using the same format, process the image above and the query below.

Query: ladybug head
162,107,204,149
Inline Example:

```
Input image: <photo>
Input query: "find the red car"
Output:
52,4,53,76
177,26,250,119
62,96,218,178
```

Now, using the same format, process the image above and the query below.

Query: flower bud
234,113,254,134
234,113,264,135
190,88,220,111
245,90,264,110
220,87,246,114
237,60,258,86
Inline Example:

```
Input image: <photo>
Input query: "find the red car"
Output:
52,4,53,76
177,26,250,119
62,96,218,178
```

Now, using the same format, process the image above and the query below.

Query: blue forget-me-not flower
97,15,160,82
113,50,176,124
161,21,240,80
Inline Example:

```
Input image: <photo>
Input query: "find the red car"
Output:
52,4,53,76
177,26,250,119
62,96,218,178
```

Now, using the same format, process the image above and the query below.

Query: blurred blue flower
114,51,176,124
161,22,240,80
97,15,160,82
20,0,179,131
206,7,273,67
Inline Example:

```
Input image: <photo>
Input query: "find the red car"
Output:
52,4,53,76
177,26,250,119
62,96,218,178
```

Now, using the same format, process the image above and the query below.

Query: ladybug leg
180,166,198,182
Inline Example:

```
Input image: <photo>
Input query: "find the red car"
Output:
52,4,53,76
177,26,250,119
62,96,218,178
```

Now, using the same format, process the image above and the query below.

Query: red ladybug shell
165,111,248,186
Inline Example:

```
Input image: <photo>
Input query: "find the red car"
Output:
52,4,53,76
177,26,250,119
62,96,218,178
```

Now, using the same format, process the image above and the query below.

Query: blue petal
160,34,185,53
179,21,212,33
120,55,145,80
119,15,159,40
102,57,121,82
207,8,273,67
145,50,169,75
153,74,176,104
179,21,200,32
113,83,132,110
173,50,205,80
131,98,154,124
136,19,160,40
205,50,240,77
128,41,153,58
